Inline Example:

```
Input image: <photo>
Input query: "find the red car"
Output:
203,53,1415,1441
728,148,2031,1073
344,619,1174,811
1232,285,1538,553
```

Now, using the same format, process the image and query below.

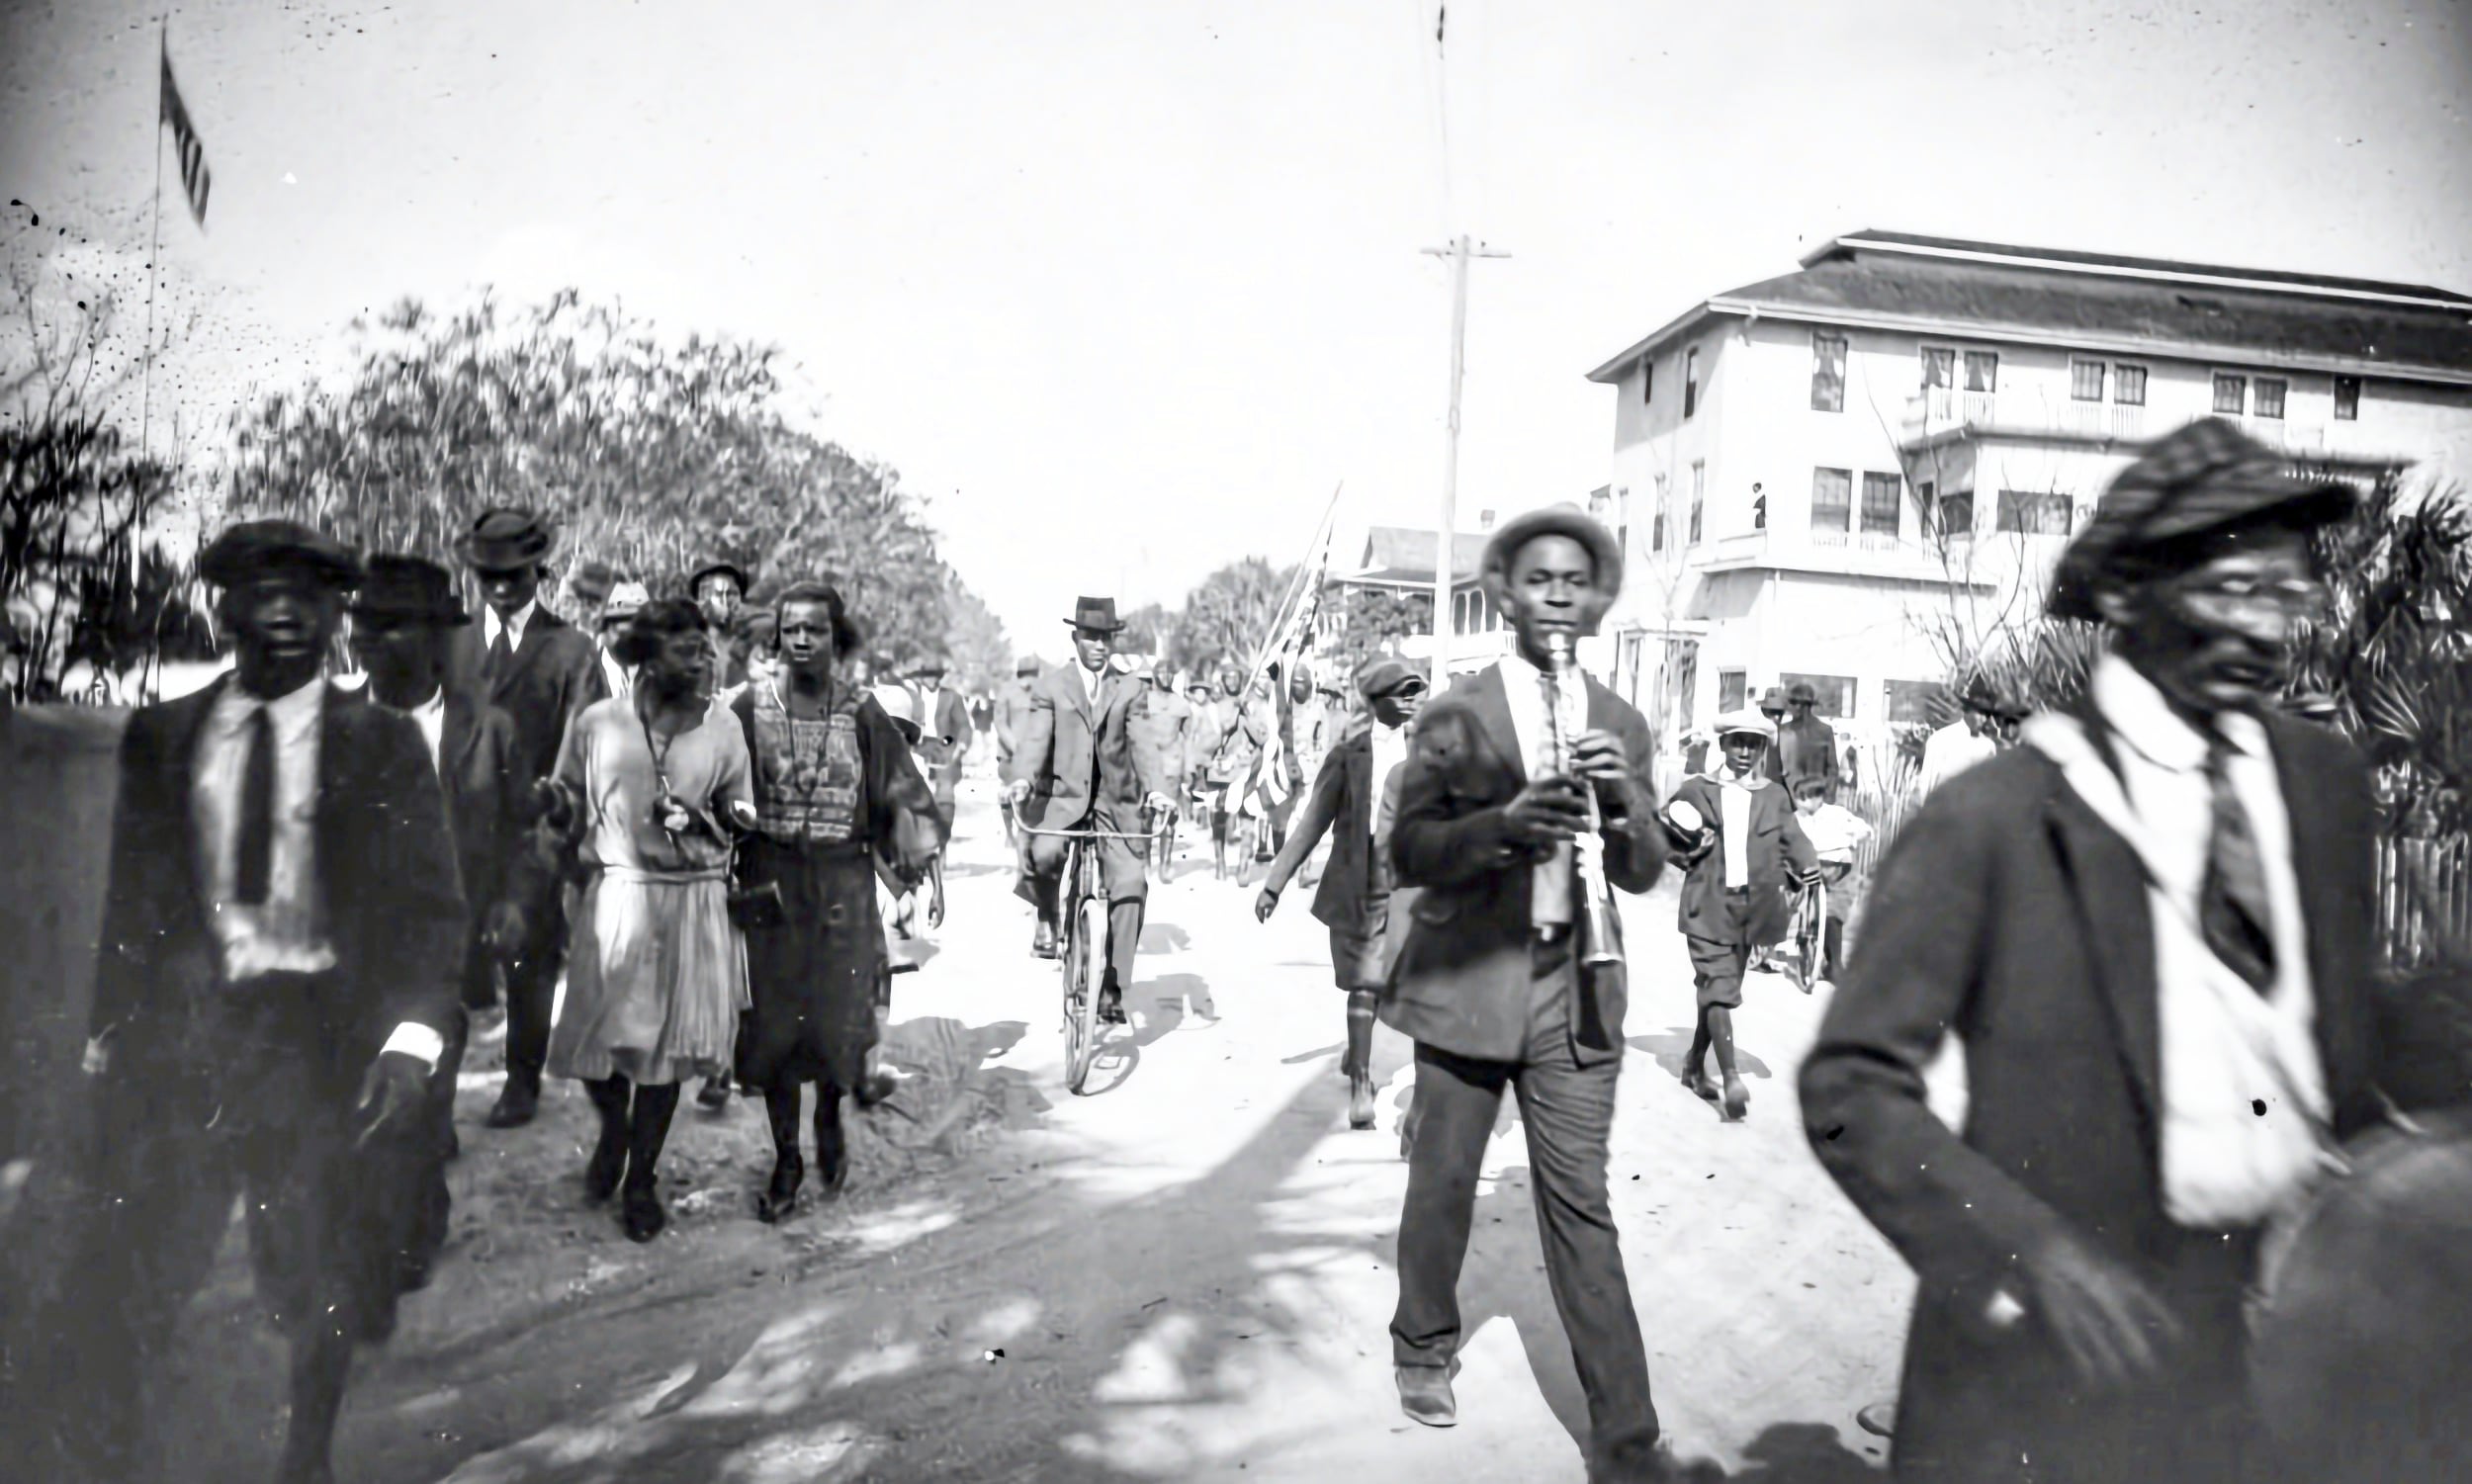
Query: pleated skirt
550,866,750,1086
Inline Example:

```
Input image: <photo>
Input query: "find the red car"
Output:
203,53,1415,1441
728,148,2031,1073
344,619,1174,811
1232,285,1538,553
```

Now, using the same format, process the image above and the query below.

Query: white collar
2090,655,2268,774
485,599,538,648
214,672,324,727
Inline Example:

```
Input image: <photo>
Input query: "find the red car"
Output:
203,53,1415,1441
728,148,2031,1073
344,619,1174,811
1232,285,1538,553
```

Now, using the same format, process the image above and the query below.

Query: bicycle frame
1017,811,1169,1092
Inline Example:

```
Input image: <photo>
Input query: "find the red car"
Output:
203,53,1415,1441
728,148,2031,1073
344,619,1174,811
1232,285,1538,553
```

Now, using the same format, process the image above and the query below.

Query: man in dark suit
1004,597,1171,1024
1381,505,1685,1482
53,521,467,1484
348,555,530,1276
449,506,607,1128
1801,419,2407,1483
1776,679,1841,792
1257,655,1427,1130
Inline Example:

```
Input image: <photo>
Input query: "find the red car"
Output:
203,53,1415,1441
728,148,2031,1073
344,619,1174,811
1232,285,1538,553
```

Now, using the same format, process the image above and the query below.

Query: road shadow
1626,1027,1776,1084
1141,970,1217,1027
1138,920,1192,954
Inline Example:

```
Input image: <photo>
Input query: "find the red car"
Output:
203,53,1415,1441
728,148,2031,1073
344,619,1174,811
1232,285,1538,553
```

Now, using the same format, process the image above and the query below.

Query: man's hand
1254,885,1280,922
356,1050,432,1149
1570,730,1643,815
1005,779,1032,805
2012,1228,2185,1390
1503,776,1591,847
482,901,529,960
1143,791,1173,819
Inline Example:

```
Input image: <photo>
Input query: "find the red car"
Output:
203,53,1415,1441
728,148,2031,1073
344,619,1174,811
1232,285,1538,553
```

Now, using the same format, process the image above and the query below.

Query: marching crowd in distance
31,412,2472,1484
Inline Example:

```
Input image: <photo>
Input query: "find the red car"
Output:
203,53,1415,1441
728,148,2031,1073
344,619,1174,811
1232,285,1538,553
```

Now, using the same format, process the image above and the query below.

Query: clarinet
1543,634,1625,971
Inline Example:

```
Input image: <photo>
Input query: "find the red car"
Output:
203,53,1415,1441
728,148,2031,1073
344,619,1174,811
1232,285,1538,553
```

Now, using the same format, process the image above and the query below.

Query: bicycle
1781,873,1831,994
1018,805,1171,1093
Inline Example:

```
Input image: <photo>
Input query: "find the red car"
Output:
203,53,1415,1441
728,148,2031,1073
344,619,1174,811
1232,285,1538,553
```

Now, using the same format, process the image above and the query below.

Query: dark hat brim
1480,505,1625,597
349,601,472,627
1064,616,1129,633
688,562,752,594
198,521,363,590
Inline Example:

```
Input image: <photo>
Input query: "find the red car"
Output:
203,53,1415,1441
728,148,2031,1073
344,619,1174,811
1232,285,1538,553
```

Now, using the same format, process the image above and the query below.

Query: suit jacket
89,676,469,1081
1798,714,2388,1481
1264,722,1386,932
1381,664,1666,1065
1777,714,1840,790
1004,662,1165,826
916,687,973,807
434,686,526,928
1665,773,1815,948
1128,688,1193,790
448,606,606,790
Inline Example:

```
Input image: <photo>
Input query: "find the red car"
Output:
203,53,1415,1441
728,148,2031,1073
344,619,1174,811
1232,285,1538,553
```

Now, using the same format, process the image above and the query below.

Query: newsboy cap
2049,416,2355,623
1355,655,1426,701
687,559,751,596
1480,503,1626,598
568,559,618,606
1713,707,1777,742
350,555,468,625
199,519,362,590
457,507,555,572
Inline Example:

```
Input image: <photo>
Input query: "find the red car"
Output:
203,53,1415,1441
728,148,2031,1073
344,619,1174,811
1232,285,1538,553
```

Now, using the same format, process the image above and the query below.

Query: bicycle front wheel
1066,890,1108,1093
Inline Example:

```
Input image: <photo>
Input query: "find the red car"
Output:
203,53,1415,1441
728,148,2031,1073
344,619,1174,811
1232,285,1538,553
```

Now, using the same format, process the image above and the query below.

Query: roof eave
1585,304,1737,384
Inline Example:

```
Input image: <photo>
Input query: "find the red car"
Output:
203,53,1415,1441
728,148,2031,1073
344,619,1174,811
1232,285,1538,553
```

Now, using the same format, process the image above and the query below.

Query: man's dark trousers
1392,933,1658,1465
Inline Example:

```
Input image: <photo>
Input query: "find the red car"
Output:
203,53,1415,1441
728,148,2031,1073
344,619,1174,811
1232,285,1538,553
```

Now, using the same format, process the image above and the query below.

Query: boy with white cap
1660,708,1817,1120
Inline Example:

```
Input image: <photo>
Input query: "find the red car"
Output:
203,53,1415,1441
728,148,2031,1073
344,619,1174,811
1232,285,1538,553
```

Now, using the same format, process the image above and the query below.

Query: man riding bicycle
1004,597,1173,1026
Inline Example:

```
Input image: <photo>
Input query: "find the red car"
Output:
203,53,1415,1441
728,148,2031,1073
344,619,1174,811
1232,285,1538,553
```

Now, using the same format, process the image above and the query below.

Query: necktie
2200,740,2277,994
1533,668,1573,928
235,704,276,907
486,631,513,687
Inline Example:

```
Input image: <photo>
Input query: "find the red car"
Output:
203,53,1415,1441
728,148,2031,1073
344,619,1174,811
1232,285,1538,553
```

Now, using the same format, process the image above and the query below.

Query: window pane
1996,490,2073,536
1641,360,1653,403
1780,672,1856,720
1810,333,1847,412
1651,507,1665,551
2071,359,2105,401
2335,375,2360,420
1685,347,1700,418
1810,468,1853,531
2115,364,2148,405
1861,472,1901,535
2254,378,2287,419
2213,373,2247,414
1718,670,1746,713
1921,347,1954,389
1964,351,1998,393
1935,491,1974,539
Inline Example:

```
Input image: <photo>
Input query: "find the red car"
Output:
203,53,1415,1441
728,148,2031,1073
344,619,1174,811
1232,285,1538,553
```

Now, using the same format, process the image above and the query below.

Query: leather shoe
696,1078,733,1111
1098,977,1129,1026
485,1079,539,1129
1031,921,1058,959
1681,1067,1719,1102
756,1150,803,1224
1348,1073,1376,1131
1857,1401,1896,1438
1395,1363,1457,1427
1721,1074,1750,1122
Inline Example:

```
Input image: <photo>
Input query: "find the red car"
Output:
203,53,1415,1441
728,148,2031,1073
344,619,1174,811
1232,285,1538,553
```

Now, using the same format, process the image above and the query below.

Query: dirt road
138,780,1931,1482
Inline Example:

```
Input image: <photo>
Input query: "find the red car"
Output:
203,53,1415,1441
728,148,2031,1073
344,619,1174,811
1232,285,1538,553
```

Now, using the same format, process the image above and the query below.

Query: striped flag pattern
160,41,212,227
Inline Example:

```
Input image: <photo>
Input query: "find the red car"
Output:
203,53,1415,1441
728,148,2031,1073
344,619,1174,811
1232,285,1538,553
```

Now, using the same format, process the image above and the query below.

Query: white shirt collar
212,672,325,732
2091,655,2269,774
1076,662,1105,705
484,599,538,651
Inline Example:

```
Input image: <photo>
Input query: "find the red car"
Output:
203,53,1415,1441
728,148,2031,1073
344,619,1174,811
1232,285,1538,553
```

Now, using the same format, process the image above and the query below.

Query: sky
3,0,2468,655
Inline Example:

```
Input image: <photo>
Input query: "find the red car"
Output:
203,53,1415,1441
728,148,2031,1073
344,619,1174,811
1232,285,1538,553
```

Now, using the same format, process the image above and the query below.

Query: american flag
159,38,212,227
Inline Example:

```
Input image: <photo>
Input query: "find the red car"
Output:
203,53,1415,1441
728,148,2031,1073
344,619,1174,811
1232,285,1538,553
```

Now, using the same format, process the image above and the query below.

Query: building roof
1339,527,1491,587
1587,229,2472,387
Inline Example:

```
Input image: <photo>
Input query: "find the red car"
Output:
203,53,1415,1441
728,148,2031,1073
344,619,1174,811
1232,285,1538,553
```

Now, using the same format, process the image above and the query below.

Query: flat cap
199,519,362,590
2049,416,2356,623
1480,503,1625,598
457,507,555,571
350,554,467,625
601,580,650,623
1015,655,1041,677
1713,707,1777,742
1355,655,1425,701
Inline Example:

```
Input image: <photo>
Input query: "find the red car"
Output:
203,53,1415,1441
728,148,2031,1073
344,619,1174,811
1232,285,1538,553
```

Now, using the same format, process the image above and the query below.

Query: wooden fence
1841,767,2472,973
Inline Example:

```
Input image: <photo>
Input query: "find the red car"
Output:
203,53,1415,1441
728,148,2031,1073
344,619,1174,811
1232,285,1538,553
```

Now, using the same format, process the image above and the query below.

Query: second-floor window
1689,460,1706,543
1996,489,2074,536
2255,378,2287,420
2335,374,2361,421
1921,346,1955,389
1685,346,1701,418
2214,373,2248,415
2071,359,2106,401
1651,500,1667,552
2115,364,2149,405
1964,351,1999,393
1810,332,1847,412
1811,468,1853,532
1861,472,1901,536
1641,359,1653,403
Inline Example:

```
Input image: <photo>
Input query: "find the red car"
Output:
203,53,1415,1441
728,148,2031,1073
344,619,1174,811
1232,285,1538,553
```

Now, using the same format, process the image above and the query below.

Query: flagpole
138,23,166,564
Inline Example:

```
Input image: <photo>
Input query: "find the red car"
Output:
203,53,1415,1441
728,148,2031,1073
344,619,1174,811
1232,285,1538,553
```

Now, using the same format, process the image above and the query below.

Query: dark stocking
815,1081,847,1192
1706,1005,1738,1080
758,1086,804,1222
621,1083,681,1241
275,1324,352,1484
1344,990,1378,1082
582,1075,632,1202
1686,1010,1711,1078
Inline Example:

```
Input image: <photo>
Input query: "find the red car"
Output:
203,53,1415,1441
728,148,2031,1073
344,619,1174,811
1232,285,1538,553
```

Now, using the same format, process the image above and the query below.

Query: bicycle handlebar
1016,803,1172,843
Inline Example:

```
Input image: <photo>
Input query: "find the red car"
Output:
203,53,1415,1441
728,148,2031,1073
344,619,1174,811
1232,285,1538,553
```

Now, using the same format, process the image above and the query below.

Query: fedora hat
1757,685,1790,714
350,555,468,626
199,519,363,591
1479,503,1626,599
456,507,555,572
1065,596,1127,633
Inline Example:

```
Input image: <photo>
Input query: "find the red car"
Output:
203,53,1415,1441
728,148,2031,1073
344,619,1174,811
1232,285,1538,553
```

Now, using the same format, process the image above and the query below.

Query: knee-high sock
1345,990,1378,1080
1706,1005,1738,1079
763,1086,803,1159
625,1083,681,1192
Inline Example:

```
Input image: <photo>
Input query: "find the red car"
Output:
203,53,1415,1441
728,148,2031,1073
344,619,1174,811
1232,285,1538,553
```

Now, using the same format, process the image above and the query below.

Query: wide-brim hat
1714,707,1777,742
687,559,751,596
350,554,468,625
1014,655,1041,676
199,519,363,591
1786,681,1818,705
2050,416,2357,623
1479,503,1626,599
568,559,618,606
1066,596,1127,633
456,507,555,572
1757,686,1790,713
601,580,651,624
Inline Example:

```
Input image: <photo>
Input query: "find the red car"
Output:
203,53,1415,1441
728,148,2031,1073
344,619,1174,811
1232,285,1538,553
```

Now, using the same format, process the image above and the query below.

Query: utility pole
1418,234,1509,688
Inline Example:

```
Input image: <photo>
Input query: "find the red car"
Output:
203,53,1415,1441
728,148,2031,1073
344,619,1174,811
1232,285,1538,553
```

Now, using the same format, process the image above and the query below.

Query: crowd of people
29,414,2472,1483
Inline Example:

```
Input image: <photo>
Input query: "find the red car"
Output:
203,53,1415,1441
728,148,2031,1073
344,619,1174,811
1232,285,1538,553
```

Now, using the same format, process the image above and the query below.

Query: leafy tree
1166,557,1293,678
223,289,1003,678
1321,583,1430,680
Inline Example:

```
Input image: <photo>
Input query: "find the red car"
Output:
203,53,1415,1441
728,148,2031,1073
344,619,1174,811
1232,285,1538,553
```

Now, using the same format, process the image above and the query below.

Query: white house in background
1585,228,2472,753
